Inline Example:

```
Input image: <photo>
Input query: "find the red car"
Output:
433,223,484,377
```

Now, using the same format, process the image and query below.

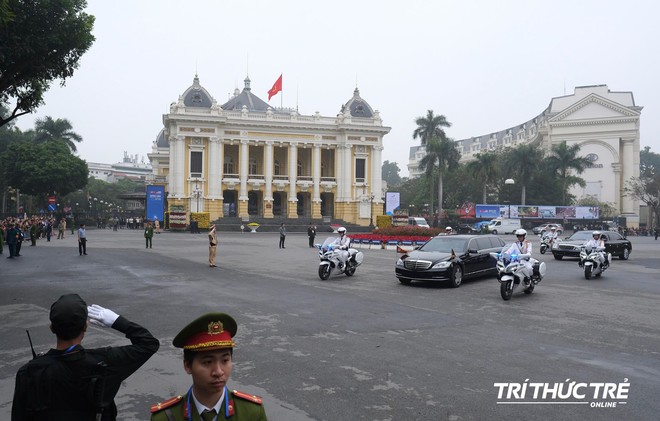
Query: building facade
148,75,390,224
88,152,152,183
407,85,642,226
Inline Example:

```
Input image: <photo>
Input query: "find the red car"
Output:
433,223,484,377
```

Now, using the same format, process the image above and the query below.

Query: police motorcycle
491,247,546,301
316,237,364,280
578,245,610,280
539,234,553,254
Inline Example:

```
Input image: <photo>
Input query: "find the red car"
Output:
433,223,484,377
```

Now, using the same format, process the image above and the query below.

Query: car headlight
432,261,452,269
396,259,404,267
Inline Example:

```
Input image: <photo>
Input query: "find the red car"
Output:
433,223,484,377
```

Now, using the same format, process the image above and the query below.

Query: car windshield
420,237,468,253
568,231,597,241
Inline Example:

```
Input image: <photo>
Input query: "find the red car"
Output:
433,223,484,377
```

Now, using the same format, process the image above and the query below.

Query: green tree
412,110,451,146
626,175,660,230
467,152,499,204
504,143,544,205
34,116,83,152
419,136,461,215
640,146,660,177
545,141,591,205
0,0,95,127
1,140,88,197
381,160,402,186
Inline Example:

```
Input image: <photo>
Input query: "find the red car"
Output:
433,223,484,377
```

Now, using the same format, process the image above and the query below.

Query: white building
408,85,642,226
148,75,390,224
88,152,152,183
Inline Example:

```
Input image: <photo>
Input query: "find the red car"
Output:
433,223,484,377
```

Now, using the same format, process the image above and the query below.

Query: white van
408,217,430,229
487,218,521,234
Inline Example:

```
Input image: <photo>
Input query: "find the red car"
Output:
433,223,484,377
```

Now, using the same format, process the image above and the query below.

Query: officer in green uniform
150,313,267,421
144,222,154,248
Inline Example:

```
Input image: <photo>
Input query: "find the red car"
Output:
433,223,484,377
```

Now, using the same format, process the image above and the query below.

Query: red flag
396,245,407,254
267,74,282,100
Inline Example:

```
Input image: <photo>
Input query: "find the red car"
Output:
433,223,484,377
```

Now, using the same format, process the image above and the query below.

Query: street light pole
369,193,375,228
505,178,515,218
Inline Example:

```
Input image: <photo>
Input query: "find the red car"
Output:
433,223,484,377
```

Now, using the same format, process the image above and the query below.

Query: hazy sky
14,0,660,176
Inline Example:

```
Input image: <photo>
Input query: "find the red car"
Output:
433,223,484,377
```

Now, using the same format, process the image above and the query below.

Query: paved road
1,230,659,420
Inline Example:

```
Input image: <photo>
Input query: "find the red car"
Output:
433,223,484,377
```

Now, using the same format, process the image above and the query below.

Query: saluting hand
87,304,120,328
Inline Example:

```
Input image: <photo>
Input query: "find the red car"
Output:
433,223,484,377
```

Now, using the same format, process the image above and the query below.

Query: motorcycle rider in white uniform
445,226,453,235
332,227,351,269
505,229,536,281
584,231,609,268
543,226,559,246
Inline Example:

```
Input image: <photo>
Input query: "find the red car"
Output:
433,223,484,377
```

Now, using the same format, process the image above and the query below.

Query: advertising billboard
145,185,165,222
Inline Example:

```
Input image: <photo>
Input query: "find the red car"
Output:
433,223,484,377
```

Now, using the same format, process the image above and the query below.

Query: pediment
549,93,639,123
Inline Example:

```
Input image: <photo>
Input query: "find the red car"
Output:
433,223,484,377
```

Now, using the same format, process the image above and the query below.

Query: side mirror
467,248,478,254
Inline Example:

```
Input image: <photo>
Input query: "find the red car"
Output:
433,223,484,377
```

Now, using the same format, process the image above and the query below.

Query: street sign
47,204,56,212
48,196,56,205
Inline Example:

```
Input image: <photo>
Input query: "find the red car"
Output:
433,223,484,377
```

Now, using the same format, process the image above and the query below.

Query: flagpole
280,72,283,109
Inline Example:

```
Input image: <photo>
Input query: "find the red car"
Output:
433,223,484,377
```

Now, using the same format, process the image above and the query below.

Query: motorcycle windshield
321,237,339,251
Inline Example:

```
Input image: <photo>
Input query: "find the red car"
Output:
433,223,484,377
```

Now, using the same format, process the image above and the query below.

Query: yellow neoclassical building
148,75,390,225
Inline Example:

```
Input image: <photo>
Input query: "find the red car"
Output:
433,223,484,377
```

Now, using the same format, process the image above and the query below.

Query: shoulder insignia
232,390,263,405
150,395,182,413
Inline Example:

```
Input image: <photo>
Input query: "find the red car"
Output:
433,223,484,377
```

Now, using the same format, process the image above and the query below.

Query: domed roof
341,88,374,118
155,129,168,148
182,75,213,108
221,76,275,112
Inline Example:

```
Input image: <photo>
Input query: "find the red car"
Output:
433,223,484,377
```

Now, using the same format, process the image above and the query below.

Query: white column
335,144,344,201
371,145,383,200
343,144,353,201
621,138,635,214
312,144,321,202
265,141,274,201
168,136,178,197
239,139,249,201
218,140,224,194
288,143,298,203
208,137,220,198
176,136,186,197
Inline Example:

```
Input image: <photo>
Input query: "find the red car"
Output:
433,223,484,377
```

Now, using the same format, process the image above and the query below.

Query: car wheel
620,248,630,260
557,230,562,235
449,265,463,288
491,230,498,235
399,278,411,285
553,254,563,260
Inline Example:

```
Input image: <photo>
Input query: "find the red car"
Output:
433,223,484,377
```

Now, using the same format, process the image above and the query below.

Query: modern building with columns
148,75,390,224
408,85,642,226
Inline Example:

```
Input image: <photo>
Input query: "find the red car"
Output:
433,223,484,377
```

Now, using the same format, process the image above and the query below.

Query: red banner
267,74,282,100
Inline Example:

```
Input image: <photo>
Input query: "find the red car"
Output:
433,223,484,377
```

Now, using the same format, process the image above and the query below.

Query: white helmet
445,226,452,232
515,229,527,237
337,227,346,234
550,226,557,230
592,231,600,237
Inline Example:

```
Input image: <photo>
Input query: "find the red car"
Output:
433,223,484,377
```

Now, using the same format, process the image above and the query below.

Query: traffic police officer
150,313,267,421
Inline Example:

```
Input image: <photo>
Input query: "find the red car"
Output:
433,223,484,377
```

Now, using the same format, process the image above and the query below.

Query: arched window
224,157,234,174
274,159,280,176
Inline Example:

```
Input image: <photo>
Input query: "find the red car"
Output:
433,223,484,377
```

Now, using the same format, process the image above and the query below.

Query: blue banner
145,185,165,223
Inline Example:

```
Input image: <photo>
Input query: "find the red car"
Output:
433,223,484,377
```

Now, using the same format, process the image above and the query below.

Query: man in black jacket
11,294,159,420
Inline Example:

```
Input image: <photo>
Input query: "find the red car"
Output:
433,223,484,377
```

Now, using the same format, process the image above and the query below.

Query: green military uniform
150,389,266,421
145,225,154,248
150,313,267,421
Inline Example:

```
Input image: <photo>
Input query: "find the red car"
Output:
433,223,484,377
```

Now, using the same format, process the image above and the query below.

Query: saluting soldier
150,313,267,421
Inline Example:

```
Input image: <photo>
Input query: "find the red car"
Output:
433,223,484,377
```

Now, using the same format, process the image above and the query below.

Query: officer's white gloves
87,304,120,328
519,253,531,260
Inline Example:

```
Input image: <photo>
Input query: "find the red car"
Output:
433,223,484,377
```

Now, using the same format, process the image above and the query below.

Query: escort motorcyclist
332,227,351,269
583,231,610,268
542,226,559,246
505,229,536,281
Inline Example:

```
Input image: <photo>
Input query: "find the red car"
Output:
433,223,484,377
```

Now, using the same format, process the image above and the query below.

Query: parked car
408,217,430,229
487,218,521,235
532,223,564,236
395,234,505,287
456,223,479,234
551,230,632,260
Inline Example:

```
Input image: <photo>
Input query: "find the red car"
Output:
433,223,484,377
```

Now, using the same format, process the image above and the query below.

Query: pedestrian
29,221,37,246
279,223,286,249
144,222,154,249
70,217,75,235
57,218,66,239
0,222,4,255
15,223,24,256
149,313,267,421
308,223,316,248
78,223,87,255
655,227,658,241
6,223,19,258
11,293,159,420
208,224,218,267
154,217,161,234
45,219,53,241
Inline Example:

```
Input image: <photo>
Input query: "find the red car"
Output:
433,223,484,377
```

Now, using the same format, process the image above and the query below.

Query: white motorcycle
316,237,364,280
578,245,610,280
491,249,546,301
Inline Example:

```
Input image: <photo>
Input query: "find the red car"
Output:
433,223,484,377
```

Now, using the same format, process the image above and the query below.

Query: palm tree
505,144,544,205
545,141,591,205
419,136,461,215
413,110,451,146
34,116,82,152
468,152,499,204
